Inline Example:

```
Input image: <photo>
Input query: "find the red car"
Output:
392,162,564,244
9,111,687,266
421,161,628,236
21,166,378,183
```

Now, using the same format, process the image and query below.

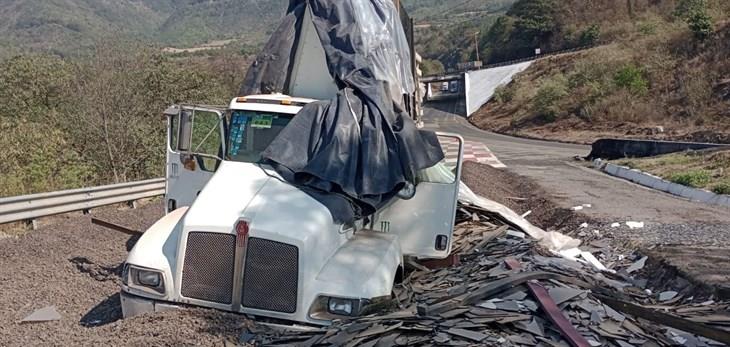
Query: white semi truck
120,2,465,325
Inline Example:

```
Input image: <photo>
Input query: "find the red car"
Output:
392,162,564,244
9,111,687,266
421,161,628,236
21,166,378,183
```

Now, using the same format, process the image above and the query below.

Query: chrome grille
181,232,236,304
241,238,299,313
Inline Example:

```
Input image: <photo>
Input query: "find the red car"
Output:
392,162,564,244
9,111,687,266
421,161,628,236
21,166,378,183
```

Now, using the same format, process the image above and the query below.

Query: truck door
165,106,226,212
372,133,464,259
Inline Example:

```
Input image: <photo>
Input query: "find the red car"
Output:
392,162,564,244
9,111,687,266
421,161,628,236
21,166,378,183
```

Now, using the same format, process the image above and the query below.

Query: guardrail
0,178,166,226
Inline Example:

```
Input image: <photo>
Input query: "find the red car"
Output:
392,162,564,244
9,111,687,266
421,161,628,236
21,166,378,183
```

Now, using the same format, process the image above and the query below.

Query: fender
125,207,188,299
312,231,402,302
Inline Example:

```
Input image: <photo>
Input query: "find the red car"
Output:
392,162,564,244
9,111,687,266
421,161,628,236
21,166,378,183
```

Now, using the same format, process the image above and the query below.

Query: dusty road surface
424,102,730,224
425,102,730,295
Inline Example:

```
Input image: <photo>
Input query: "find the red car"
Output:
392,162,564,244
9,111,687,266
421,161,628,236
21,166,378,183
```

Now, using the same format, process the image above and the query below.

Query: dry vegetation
0,43,250,197
615,149,730,194
470,0,730,144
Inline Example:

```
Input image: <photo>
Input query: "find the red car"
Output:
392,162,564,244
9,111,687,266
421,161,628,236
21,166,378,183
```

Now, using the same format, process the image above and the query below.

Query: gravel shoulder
0,202,248,346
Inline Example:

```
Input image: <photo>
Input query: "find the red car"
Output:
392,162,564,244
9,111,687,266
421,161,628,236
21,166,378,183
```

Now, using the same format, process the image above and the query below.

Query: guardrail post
127,200,137,209
26,219,38,230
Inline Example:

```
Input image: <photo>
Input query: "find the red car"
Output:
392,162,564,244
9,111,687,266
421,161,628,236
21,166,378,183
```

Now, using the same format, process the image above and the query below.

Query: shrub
579,24,601,46
637,21,658,35
712,182,730,195
531,75,568,122
670,170,711,188
421,59,445,76
674,0,714,40
614,65,648,95
493,85,515,103
686,11,713,40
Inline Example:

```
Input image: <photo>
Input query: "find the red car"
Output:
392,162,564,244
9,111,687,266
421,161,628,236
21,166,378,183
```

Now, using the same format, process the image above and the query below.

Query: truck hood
181,161,344,249
180,161,348,284
182,161,271,231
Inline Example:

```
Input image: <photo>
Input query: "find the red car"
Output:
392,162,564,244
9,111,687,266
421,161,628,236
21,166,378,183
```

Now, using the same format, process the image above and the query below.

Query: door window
175,108,224,172
190,110,223,156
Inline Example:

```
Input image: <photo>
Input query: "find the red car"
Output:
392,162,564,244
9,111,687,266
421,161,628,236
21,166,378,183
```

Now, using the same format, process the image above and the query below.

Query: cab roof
229,94,316,115
236,94,316,104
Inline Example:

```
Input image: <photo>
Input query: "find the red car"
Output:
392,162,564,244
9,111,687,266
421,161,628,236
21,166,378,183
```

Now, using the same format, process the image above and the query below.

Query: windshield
227,110,294,163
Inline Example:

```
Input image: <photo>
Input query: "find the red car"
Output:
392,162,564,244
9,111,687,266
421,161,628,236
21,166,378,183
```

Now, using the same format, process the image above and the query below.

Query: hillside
403,0,514,21
0,0,515,59
0,0,289,57
405,0,518,73
156,0,285,46
469,0,730,144
0,0,172,55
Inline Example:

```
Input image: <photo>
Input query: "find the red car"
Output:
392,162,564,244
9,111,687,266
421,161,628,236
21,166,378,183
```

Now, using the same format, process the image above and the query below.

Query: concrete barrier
464,61,532,117
597,160,730,208
588,138,729,160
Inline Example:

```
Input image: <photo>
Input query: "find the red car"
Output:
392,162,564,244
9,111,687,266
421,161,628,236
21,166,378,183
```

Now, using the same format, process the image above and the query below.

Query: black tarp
240,0,444,223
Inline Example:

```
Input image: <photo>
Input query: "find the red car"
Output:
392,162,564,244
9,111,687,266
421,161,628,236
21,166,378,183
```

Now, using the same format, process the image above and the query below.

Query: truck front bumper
120,291,181,318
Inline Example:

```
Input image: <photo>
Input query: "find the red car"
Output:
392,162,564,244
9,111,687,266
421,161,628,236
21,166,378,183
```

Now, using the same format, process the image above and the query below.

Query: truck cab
120,94,464,325
120,0,464,325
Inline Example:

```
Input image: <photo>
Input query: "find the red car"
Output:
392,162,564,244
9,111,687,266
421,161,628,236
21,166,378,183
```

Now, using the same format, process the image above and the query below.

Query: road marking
440,138,507,169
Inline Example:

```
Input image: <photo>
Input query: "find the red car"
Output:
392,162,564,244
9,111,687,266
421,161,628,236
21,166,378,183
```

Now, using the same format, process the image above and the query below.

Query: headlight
137,271,161,287
127,266,165,295
328,298,354,316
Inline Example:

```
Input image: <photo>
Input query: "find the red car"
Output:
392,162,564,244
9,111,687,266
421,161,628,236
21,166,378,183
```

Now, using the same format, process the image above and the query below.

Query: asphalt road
423,102,730,224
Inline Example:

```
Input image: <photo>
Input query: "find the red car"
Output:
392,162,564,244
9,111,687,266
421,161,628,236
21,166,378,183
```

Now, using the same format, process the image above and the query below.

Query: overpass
421,60,532,117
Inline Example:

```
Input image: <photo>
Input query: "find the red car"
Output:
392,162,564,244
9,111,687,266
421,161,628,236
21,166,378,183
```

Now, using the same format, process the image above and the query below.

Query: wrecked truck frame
120,95,465,325
121,0,460,325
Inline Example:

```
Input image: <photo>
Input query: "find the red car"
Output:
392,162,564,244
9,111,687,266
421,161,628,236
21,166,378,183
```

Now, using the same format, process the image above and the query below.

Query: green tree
65,42,230,184
614,65,648,95
674,0,714,40
531,74,568,122
0,55,72,122
421,59,445,76
0,118,94,196
579,24,601,46
508,0,557,42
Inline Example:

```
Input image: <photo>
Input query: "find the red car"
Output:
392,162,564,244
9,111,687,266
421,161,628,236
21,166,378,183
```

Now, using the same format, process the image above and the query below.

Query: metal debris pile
242,205,730,346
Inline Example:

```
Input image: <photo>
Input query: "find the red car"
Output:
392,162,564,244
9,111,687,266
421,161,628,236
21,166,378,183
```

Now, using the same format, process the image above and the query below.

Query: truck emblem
236,220,249,247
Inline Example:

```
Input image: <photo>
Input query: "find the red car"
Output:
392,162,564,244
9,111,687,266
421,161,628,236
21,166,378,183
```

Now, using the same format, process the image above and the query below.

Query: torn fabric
241,0,443,223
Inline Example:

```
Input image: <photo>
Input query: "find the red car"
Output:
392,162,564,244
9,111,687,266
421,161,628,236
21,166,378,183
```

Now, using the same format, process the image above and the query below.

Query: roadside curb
593,159,730,208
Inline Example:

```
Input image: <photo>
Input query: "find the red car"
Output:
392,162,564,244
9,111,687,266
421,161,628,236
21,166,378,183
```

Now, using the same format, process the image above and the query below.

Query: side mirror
396,182,416,200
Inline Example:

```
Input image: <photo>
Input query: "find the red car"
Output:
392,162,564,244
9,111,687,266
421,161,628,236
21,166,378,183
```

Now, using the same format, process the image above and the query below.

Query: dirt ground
461,161,587,233
470,115,730,145
1,163,728,345
0,203,251,346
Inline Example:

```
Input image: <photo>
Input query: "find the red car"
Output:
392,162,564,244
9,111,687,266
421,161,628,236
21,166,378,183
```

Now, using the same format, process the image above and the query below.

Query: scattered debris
611,222,621,228
572,206,584,211
21,306,62,323
506,230,526,239
91,218,142,235
242,205,730,346
626,221,645,229
659,291,679,302
626,256,648,274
